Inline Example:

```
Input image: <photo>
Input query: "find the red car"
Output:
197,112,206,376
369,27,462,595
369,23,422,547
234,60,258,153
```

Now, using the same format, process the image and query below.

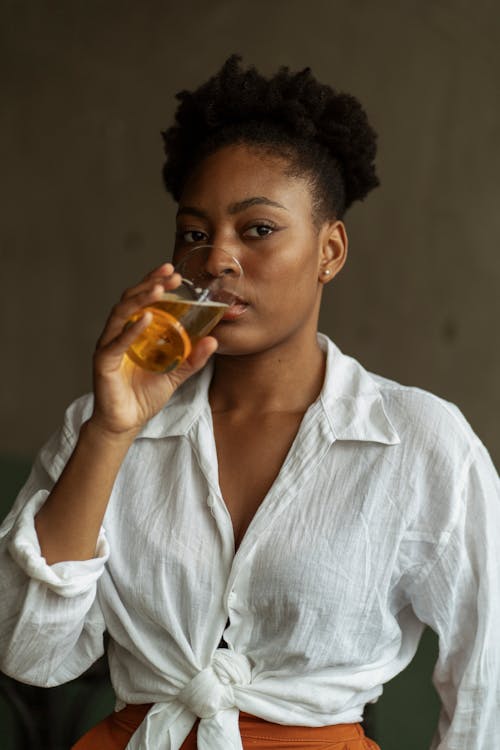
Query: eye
177,230,208,244
244,224,275,238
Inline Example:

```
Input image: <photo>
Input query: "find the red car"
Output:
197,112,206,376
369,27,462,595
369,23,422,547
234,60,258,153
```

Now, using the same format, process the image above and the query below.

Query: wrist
83,416,141,450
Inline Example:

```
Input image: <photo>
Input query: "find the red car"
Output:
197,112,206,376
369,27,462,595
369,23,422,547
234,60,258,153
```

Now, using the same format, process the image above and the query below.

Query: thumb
186,336,219,372
167,336,218,389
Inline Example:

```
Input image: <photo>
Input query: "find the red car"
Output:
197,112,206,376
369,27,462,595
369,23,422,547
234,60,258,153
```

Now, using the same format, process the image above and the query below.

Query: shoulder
371,372,480,462
370,372,499,529
323,335,495,511
321,335,481,466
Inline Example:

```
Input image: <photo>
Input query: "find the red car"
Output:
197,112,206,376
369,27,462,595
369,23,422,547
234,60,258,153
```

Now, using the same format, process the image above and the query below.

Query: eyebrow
176,196,288,220
228,196,289,214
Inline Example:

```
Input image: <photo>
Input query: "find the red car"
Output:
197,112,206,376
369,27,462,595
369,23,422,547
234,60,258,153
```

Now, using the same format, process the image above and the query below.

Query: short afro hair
162,55,379,222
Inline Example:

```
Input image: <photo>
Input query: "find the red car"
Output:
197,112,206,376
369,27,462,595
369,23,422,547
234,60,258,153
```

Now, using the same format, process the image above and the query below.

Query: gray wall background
1,0,499,466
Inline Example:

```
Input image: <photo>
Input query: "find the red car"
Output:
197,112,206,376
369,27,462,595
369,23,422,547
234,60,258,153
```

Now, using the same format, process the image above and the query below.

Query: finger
142,262,175,283
166,337,219,389
97,283,165,349
186,337,219,371
120,270,181,302
94,311,154,373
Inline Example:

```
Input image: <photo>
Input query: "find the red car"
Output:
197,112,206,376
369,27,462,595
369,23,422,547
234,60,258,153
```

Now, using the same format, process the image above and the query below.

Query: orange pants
72,703,380,749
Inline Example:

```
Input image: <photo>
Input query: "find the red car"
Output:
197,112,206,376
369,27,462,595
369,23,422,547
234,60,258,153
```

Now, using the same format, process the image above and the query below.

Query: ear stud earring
322,269,332,276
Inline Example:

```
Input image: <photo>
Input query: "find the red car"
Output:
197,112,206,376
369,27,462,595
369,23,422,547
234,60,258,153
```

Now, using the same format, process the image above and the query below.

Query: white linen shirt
1,335,499,750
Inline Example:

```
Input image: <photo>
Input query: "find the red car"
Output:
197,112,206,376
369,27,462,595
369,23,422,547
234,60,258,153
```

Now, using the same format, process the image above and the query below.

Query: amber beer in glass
126,246,242,373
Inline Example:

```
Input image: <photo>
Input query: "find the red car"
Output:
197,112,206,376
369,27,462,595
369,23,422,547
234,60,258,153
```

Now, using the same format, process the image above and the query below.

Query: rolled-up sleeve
0,395,109,686
409,440,500,749
8,489,109,597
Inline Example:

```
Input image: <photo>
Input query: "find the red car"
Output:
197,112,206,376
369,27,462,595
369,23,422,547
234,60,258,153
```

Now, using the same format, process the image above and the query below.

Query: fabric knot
177,649,251,719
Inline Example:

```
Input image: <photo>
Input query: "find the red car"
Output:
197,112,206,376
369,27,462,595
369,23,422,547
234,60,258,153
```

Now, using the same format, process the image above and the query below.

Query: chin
212,327,283,359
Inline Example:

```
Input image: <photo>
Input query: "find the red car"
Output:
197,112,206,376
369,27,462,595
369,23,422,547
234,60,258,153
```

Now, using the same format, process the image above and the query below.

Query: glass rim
173,244,244,278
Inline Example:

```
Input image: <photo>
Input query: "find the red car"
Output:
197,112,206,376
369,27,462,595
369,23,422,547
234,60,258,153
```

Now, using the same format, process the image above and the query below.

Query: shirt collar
137,334,400,446
318,334,400,445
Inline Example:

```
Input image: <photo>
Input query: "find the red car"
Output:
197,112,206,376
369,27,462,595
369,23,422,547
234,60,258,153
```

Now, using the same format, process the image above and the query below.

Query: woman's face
174,143,346,357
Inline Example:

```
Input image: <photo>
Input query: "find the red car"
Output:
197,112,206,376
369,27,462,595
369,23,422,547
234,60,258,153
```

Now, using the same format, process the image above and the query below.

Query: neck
209,333,326,415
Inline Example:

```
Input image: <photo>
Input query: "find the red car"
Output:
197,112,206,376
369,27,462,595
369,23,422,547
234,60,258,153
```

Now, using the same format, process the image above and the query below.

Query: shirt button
207,495,215,508
228,591,236,605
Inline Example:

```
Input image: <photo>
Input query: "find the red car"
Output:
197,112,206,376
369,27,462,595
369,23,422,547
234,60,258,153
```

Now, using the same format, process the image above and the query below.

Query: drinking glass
126,245,243,373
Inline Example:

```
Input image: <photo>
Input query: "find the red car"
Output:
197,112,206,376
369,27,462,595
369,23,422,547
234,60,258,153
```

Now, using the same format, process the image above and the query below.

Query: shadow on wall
1,458,440,750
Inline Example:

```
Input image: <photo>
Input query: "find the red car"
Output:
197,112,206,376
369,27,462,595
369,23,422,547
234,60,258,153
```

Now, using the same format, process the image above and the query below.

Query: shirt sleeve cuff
7,489,109,598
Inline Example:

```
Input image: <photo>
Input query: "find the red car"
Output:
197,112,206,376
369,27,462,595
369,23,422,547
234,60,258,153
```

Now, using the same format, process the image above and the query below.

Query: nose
204,245,241,278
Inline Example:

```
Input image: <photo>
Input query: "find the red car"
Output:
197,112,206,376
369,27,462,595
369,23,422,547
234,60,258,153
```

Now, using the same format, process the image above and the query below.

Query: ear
318,220,348,284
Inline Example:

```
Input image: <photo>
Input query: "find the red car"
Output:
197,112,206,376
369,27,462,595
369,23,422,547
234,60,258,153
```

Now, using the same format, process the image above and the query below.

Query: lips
212,292,249,321
221,300,248,321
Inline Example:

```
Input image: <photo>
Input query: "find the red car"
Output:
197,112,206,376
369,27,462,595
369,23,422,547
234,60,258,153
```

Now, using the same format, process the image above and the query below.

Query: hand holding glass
126,245,243,373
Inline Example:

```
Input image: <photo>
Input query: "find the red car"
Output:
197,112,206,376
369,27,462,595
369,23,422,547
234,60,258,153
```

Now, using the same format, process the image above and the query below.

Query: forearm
34,419,137,564
33,263,216,565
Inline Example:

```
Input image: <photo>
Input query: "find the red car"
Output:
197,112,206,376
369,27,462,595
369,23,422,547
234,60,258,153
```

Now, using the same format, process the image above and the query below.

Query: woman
1,56,499,750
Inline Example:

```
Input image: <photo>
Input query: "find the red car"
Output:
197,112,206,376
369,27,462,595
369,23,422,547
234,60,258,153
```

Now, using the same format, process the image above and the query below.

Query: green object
372,627,440,748
0,691,18,750
0,454,31,523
